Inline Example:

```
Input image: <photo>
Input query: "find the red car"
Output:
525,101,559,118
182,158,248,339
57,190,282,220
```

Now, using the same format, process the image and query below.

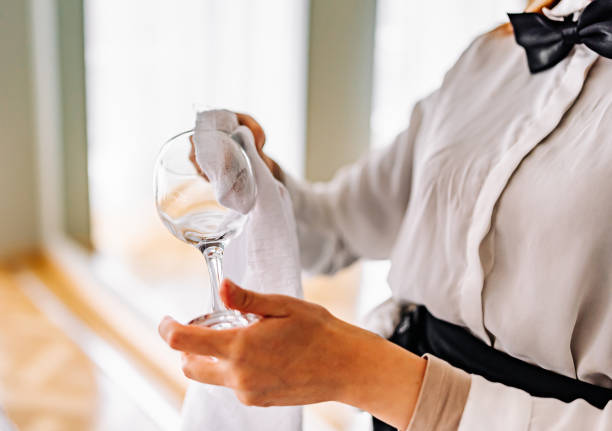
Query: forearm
331,320,427,429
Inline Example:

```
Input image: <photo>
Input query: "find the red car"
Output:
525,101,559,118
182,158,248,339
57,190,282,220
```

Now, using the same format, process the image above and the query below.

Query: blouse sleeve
280,101,426,275
405,355,612,431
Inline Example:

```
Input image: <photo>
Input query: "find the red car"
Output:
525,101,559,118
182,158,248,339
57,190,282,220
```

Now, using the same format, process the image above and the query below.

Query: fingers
158,316,236,357
235,113,265,152
234,114,282,180
219,279,292,317
181,353,227,386
188,135,209,180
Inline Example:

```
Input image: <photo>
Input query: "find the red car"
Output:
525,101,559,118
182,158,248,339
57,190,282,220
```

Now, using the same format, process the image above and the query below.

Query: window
85,0,308,323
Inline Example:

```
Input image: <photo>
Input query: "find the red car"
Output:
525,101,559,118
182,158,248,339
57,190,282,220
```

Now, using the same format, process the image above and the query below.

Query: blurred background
0,0,522,430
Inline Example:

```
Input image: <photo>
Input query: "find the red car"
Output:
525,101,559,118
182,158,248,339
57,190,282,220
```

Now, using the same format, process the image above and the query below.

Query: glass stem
202,245,226,313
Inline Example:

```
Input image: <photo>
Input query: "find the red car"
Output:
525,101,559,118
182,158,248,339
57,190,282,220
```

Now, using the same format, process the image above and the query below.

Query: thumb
220,279,292,317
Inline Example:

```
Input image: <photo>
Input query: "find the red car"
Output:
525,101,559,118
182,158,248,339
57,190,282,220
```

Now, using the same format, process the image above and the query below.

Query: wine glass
154,129,258,329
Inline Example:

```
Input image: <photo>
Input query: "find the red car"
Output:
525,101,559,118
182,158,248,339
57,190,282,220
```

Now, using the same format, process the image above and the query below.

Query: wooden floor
0,264,160,431
0,255,369,431
0,264,97,430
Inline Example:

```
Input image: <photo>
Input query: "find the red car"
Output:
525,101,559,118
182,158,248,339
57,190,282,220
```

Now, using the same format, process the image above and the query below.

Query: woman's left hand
159,279,426,429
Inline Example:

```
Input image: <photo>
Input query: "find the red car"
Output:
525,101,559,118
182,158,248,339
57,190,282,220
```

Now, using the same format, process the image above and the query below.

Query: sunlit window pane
85,0,308,323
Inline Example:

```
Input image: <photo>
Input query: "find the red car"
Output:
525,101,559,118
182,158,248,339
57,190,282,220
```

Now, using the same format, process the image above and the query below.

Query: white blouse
282,0,612,428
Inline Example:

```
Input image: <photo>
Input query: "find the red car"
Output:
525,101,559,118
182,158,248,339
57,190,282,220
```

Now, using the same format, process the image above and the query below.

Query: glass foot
188,309,259,330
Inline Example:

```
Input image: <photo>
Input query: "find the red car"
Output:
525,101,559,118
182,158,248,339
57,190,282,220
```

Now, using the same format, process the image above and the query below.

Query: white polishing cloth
192,110,257,215
181,111,303,431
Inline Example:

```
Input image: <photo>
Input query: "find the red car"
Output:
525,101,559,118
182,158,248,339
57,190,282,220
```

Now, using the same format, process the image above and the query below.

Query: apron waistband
373,305,611,430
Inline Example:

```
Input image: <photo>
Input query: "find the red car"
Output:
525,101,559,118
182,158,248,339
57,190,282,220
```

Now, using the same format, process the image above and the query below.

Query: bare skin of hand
159,279,427,429
235,113,282,181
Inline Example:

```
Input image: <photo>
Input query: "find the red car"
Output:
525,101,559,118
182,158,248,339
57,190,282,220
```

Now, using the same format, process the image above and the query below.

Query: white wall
0,0,39,258
305,0,377,181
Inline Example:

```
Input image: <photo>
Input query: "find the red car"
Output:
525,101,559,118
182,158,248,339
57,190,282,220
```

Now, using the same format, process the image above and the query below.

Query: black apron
372,305,612,430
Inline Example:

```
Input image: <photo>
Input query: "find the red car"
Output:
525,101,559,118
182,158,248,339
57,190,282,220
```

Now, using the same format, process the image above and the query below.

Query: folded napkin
181,110,303,431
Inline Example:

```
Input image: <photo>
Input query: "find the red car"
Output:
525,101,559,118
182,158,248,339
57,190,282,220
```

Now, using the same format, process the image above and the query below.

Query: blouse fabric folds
282,0,612,428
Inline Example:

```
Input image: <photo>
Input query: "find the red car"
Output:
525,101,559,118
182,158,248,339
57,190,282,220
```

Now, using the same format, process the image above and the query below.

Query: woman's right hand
235,113,283,181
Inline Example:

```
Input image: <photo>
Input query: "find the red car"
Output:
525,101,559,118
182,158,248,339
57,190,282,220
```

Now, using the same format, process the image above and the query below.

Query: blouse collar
543,0,592,21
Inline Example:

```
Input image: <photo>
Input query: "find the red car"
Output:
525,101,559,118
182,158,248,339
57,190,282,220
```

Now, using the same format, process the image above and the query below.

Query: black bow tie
508,0,612,73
